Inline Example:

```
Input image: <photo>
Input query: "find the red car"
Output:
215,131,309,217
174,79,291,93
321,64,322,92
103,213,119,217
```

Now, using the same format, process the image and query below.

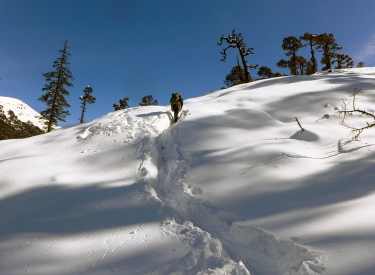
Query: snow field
1,68,375,274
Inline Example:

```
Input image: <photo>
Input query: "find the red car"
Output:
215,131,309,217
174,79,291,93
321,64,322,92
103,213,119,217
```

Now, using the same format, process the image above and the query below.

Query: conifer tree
39,40,74,132
295,56,309,75
218,29,258,82
305,61,316,75
139,95,158,106
333,53,354,69
300,32,318,74
113,97,130,111
277,36,303,75
357,62,364,68
316,33,342,71
257,66,279,79
224,64,246,87
79,86,96,123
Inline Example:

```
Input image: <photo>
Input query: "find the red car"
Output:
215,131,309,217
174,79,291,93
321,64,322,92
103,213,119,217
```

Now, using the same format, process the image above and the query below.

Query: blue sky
1,0,375,127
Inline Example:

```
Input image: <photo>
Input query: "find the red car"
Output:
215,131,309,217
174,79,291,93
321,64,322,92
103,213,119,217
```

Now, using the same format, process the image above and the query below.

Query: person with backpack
170,92,183,122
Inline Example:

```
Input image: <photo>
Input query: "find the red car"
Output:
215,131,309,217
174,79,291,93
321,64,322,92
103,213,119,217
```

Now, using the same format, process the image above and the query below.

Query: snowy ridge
0,96,46,130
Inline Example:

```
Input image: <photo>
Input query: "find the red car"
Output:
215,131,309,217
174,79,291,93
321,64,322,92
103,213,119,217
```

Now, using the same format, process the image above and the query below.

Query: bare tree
337,88,375,140
218,29,258,82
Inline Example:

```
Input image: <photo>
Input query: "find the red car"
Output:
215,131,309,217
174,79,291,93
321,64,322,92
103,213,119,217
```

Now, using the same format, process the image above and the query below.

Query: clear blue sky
1,0,375,127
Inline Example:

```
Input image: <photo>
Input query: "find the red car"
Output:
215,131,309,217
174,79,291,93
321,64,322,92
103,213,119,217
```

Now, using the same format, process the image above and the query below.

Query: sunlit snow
1,68,375,275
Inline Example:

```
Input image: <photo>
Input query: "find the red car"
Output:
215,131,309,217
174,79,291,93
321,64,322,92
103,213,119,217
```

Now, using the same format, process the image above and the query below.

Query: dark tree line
0,105,44,140
112,95,159,111
13,31,362,136
276,33,354,76
220,31,360,87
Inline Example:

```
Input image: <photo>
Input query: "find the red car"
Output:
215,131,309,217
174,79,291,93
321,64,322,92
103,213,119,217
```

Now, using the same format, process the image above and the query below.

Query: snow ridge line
139,113,326,275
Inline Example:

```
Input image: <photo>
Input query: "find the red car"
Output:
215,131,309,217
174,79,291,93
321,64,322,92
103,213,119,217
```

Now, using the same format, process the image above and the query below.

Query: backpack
170,93,183,107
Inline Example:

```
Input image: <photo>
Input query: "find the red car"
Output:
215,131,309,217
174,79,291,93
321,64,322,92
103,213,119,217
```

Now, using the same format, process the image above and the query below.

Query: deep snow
1,68,375,275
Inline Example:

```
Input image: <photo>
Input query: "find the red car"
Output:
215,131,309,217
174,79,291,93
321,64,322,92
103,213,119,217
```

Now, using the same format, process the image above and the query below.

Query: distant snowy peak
0,96,46,130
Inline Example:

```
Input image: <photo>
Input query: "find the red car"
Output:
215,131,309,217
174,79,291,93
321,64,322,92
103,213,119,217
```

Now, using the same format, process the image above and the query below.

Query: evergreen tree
334,53,354,69
39,40,74,132
256,66,282,79
224,64,246,87
295,56,309,75
257,66,273,78
218,29,258,82
277,36,303,75
113,97,130,111
306,61,316,75
300,32,318,74
357,62,365,68
79,86,96,123
139,95,158,106
316,33,342,71
276,59,290,73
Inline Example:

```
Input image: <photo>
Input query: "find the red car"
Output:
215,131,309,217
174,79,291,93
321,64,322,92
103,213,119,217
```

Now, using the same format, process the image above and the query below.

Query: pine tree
357,62,365,68
300,32,318,74
113,97,130,111
277,36,303,75
224,64,246,87
139,95,158,106
79,86,96,123
334,53,354,69
316,33,342,71
39,40,74,132
218,29,258,82
256,66,282,79
295,56,309,75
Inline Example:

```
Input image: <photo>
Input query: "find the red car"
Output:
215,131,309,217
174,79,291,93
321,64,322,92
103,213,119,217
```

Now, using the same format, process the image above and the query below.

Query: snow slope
1,68,375,275
0,96,46,130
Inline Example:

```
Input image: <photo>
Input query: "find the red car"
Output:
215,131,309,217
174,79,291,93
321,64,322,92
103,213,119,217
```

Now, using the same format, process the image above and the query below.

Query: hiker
170,92,183,122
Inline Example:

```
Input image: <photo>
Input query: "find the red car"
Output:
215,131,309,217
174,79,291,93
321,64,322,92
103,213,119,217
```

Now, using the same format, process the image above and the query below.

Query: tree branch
337,88,375,140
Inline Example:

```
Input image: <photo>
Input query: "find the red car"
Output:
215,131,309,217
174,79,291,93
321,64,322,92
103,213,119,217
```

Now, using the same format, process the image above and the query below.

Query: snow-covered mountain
1,68,375,275
0,96,46,130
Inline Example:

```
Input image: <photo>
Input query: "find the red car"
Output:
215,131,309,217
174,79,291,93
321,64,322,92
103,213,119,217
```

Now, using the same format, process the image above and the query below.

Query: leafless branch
295,117,304,132
337,88,375,140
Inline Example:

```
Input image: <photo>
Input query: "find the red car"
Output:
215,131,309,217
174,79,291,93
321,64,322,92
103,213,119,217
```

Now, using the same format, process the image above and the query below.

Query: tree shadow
0,180,163,236
217,151,375,221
